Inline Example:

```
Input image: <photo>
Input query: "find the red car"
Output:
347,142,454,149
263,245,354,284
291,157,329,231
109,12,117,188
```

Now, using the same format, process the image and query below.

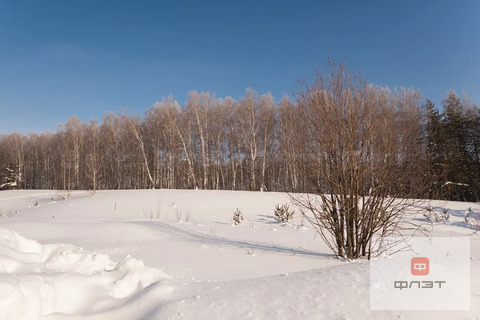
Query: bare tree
145,96,181,189
124,112,155,188
101,113,124,189
278,95,304,191
209,98,228,189
187,91,213,189
238,89,261,190
63,116,86,190
225,97,241,190
293,60,425,260
167,101,198,189
258,92,276,191
85,120,103,194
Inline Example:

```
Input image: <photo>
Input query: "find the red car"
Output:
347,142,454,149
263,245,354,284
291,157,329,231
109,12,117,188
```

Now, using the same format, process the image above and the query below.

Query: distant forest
1,82,479,201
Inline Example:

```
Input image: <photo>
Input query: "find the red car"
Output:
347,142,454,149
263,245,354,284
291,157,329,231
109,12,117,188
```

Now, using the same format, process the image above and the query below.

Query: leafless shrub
292,59,427,260
174,209,182,223
424,205,449,223
173,208,191,223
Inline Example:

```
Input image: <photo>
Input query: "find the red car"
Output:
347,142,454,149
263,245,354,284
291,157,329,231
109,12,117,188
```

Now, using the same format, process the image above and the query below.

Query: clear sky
0,0,479,134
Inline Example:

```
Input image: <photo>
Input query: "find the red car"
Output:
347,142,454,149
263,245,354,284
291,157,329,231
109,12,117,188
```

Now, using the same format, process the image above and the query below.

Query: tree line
425,92,480,201
0,77,478,201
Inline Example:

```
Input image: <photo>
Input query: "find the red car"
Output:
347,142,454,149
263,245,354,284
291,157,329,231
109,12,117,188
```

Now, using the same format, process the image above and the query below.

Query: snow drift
0,228,170,319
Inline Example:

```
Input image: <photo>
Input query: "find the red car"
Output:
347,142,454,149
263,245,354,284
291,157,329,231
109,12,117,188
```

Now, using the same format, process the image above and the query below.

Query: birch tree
124,113,155,188
238,89,260,190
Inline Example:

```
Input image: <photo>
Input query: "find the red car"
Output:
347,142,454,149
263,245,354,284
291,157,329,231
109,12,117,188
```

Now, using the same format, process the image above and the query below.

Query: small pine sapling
441,207,450,221
465,207,480,234
423,204,441,223
465,207,472,223
274,203,295,223
233,208,244,225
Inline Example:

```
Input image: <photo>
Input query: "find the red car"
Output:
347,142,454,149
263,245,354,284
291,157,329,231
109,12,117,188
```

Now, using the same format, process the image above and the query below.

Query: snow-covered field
0,189,478,319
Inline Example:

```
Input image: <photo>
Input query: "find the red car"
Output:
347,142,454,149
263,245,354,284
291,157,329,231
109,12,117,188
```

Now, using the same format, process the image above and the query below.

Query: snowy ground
0,189,478,319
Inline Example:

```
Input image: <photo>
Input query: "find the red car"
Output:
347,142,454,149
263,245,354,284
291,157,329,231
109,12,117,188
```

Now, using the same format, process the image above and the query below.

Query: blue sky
0,0,479,134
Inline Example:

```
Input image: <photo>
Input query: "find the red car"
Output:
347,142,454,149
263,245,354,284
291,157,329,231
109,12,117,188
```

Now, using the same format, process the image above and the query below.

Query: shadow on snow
132,221,334,259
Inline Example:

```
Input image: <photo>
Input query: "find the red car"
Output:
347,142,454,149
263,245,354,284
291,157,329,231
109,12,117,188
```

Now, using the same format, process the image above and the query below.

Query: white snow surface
0,189,479,319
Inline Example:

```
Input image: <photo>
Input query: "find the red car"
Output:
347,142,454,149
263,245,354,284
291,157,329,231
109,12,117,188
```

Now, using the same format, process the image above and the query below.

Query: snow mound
0,229,169,319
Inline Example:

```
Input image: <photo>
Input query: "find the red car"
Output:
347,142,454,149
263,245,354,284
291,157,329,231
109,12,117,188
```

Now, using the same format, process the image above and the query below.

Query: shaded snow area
0,190,479,319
